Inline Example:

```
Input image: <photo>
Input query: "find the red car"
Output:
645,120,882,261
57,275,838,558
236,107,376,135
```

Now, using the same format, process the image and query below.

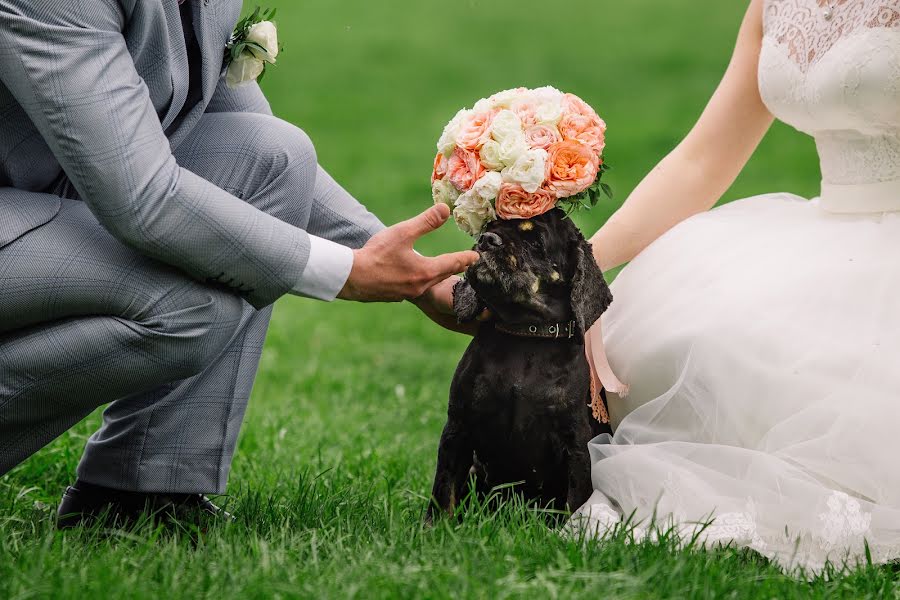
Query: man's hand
411,275,477,335
412,275,492,335
338,204,479,303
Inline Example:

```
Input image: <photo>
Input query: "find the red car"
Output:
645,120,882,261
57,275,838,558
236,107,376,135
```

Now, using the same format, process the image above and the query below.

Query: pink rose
545,140,600,198
455,110,495,151
558,113,606,155
446,147,486,192
512,102,539,128
524,124,562,150
431,152,448,184
495,183,557,220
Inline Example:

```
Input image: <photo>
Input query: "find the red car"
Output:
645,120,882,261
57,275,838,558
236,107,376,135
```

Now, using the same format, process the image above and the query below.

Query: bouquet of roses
432,86,611,236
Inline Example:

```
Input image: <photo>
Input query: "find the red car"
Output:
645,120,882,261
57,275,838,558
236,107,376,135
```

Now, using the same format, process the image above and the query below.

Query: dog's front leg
426,420,472,524
564,447,593,513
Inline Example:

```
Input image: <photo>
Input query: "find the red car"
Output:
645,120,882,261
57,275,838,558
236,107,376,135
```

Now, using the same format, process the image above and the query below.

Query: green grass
3,0,887,597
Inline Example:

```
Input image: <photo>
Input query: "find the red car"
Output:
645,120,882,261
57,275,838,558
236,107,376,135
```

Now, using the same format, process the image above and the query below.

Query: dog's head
453,208,612,339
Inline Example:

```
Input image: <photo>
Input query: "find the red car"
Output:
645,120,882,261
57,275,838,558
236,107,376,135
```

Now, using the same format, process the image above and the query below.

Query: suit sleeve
0,1,310,308
205,76,386,300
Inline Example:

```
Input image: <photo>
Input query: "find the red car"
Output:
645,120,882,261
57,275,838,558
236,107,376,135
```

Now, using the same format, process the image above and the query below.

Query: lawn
4,0,893,598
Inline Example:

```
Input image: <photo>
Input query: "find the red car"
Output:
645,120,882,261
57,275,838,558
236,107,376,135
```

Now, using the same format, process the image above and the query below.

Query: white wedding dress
570,0,900,573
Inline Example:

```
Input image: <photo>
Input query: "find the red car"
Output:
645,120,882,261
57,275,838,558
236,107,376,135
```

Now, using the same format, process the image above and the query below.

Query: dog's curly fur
427,209,613,522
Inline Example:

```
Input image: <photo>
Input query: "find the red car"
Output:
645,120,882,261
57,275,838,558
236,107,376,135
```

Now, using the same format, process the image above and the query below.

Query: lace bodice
759,0,900,211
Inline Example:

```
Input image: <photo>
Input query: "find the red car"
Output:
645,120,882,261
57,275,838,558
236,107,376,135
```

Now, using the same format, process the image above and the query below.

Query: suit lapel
192,0,227,113
160,0,190,132
167,0,232,148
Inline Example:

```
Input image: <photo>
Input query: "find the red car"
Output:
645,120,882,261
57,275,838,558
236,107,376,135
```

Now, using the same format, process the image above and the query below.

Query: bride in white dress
572,0,900,573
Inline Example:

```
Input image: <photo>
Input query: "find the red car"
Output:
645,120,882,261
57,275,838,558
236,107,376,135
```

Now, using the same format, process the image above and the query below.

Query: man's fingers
394,204,452,243
425,250,480,282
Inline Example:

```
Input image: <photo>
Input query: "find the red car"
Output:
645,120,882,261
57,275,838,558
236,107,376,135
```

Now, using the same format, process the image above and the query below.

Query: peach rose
455,110,495,151
524,124,562,150
545,140,600,198
558,113,606,155
431,152,448,183
495,183,557,220
446,147,486,192
562,93,601,120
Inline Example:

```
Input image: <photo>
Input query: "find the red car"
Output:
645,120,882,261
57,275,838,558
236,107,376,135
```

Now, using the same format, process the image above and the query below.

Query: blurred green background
2,1,835,597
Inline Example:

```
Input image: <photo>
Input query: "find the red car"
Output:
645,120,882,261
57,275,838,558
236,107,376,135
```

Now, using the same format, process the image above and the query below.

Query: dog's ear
453,278,486,323
570,239,612,339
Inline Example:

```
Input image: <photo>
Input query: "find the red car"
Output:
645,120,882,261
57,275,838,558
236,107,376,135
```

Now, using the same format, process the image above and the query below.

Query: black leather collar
494,320,577,340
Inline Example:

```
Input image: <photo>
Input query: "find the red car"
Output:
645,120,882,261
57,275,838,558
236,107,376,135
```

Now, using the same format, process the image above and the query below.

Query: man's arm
205,76,479,326
204,78,476,329
205,77,385,302
0,1,310,308
0,2,476,316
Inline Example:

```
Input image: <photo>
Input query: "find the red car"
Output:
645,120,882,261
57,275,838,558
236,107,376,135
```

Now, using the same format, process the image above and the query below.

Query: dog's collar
494,320,577,340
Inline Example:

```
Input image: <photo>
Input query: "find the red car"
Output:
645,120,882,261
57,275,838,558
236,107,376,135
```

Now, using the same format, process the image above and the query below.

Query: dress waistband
819,179,900,214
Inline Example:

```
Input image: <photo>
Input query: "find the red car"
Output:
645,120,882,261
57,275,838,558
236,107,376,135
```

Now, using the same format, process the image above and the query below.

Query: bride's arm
591,0,772,270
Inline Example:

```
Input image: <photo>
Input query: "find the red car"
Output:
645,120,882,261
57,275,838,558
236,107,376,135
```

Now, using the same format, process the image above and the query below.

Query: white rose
498,133,528,167
472,97,492,113
226,52,265,88
432,179,460,209
453,190,496,236
487,88,521,109
437,108,470,157
489,109,523,143
501,148,548,193
472,171,503,201
531,85,564,101
534,97,564,126
246,21,279,63
479,140,504,170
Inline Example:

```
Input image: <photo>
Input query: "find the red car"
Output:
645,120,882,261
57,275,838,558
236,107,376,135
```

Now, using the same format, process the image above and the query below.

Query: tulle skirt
570,192,900,574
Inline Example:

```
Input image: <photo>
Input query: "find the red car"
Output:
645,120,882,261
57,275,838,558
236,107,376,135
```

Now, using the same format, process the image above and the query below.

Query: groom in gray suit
0,0,477,525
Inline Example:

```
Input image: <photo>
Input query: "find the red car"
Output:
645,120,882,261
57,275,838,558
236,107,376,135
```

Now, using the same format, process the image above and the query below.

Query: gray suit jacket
0,0,314,308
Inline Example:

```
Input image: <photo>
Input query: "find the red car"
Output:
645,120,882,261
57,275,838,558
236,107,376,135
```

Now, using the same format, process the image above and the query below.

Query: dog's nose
478,232,503,250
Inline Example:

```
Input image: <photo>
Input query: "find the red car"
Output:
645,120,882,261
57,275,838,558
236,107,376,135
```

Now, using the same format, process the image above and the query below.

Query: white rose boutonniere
225,7,281,88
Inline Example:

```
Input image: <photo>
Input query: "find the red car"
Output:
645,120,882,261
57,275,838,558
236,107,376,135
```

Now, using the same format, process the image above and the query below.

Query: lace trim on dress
764,0,900,72
565,491,892,574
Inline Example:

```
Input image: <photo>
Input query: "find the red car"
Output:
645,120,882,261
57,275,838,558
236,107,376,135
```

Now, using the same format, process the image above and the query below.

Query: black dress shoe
57,479,232,530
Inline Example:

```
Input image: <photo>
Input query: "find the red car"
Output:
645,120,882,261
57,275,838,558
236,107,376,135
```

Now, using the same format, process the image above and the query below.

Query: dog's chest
452,333,590,471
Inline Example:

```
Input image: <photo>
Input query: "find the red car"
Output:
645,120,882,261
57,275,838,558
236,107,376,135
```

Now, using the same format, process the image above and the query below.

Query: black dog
427,208,613,522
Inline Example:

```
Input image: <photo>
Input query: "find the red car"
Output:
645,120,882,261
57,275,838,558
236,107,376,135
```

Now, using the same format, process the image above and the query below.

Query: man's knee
239,114,318,227
142,283,247,380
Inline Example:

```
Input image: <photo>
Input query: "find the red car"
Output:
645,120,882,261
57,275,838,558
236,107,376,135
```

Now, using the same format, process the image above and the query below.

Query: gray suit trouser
0,112,380,493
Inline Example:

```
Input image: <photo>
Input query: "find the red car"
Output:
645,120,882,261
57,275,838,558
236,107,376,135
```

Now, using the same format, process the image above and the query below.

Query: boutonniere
225,7,281,88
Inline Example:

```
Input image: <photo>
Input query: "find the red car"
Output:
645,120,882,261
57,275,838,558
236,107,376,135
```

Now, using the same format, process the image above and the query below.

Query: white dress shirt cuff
291,235,354,301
